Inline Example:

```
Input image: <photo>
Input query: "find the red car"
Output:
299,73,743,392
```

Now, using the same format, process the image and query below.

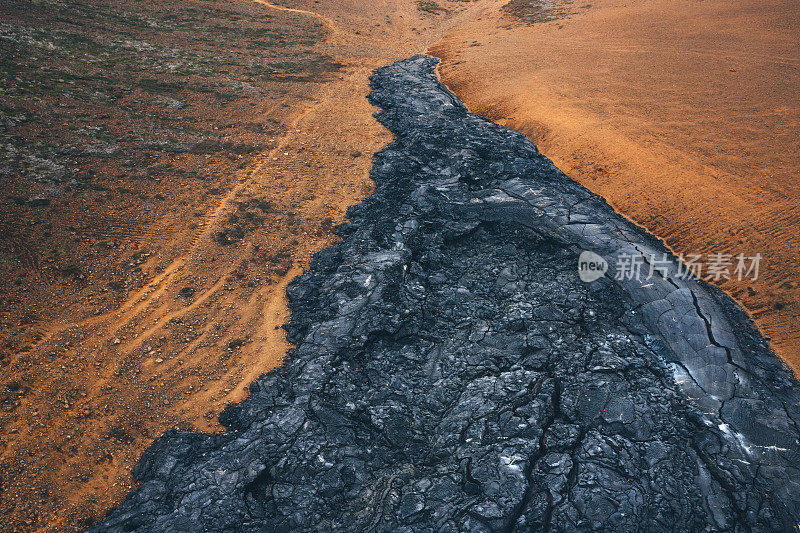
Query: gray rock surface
91,55,800,532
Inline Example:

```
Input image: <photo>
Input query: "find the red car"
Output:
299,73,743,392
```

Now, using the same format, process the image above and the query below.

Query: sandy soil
1,0,797,529
429,0,800,372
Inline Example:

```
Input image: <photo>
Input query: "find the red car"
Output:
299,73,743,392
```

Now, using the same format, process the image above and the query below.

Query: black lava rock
92,56,800,532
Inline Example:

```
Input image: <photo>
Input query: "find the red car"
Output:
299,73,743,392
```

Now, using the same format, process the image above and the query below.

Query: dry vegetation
0,0,337,355
502,0,577,23
416,1,449,15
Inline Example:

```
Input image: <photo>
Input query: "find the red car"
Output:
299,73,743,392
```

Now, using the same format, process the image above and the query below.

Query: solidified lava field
92,56,800,532
2,0,798,530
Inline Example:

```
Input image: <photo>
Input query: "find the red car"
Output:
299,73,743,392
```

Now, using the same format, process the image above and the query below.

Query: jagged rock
91,55,800,532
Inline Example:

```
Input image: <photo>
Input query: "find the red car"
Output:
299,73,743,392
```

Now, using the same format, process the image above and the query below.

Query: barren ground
0,0,797,530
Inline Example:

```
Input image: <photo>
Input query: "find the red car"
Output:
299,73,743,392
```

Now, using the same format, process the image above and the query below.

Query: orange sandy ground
1,0,798,530
429,0,800,372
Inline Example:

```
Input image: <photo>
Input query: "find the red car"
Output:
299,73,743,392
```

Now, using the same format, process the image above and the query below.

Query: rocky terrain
93,56,800,531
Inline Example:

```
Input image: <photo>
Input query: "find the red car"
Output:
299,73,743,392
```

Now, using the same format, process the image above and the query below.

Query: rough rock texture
92,56,800,532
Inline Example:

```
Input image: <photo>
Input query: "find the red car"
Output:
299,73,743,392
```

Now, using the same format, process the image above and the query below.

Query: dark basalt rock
92,56,800,532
